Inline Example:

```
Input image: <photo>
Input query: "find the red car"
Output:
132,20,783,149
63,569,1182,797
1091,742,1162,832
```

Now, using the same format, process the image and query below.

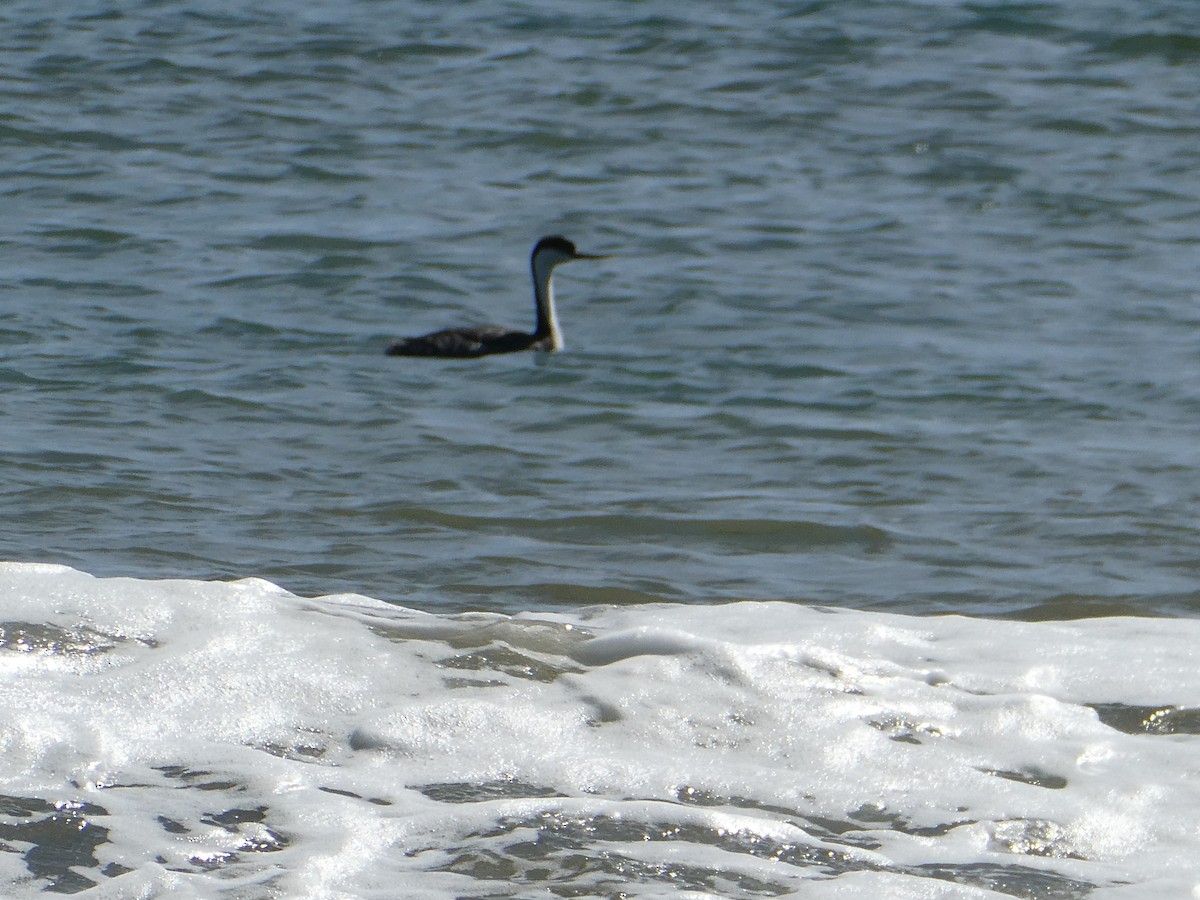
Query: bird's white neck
532,255,564,350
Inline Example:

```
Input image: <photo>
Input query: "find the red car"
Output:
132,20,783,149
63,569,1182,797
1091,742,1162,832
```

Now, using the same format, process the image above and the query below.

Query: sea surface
1,0,1198,896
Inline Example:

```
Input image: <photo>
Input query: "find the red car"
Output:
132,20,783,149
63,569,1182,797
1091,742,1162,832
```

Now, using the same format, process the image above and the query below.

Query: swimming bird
385,235,607,358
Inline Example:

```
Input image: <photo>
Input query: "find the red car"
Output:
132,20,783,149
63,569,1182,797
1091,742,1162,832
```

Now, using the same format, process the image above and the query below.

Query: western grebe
385,235,607,358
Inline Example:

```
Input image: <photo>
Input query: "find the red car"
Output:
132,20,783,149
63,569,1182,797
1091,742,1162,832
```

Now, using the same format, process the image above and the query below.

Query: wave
2,562,1198,897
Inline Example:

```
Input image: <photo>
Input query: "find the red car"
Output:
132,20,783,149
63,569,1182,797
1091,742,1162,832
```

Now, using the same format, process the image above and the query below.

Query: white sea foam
1,562,1199,898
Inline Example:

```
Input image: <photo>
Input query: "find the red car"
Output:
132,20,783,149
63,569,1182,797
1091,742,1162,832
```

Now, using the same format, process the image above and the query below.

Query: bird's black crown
533,235,577,256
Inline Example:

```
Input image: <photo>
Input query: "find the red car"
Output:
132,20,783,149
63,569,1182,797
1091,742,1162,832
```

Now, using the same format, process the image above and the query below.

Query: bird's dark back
386,326,546,358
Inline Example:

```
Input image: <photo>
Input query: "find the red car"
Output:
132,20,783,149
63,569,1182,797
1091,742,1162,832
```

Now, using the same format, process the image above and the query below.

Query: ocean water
1,0,1199,896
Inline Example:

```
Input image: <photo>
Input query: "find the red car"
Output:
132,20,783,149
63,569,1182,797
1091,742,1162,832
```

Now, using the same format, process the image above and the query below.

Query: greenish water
2,0,1198,616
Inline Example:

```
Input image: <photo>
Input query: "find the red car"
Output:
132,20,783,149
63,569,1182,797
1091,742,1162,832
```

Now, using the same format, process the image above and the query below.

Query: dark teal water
2,1,1198,616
